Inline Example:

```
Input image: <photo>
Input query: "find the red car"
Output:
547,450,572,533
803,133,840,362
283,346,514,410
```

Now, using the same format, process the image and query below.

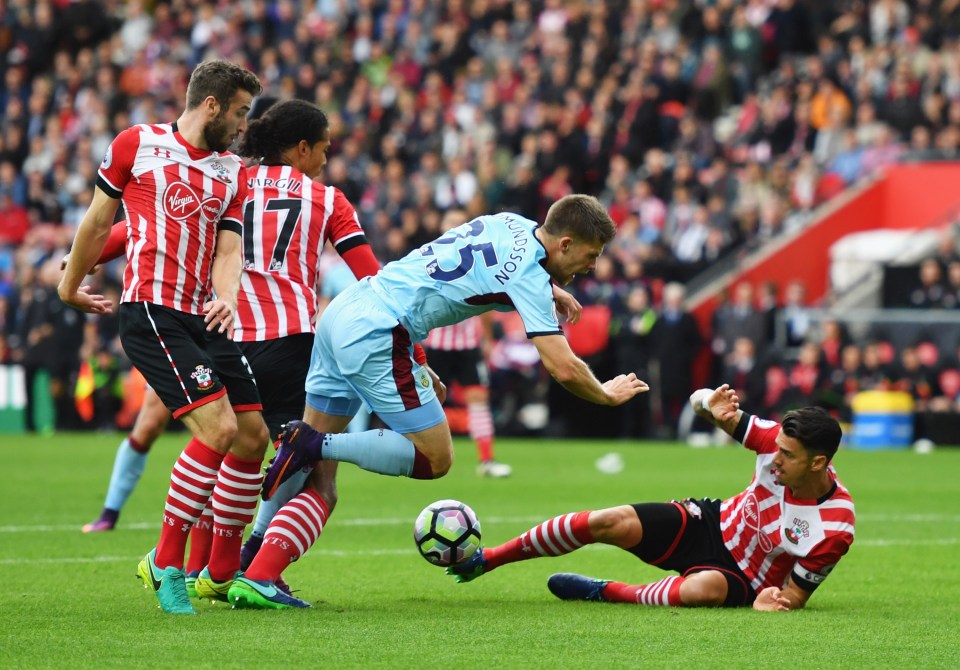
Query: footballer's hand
552,285,583,324
706,384,740,420
203,298,236,338
60,253,100,275
601,372,649,406
753,587,791,612
58,284,113,314
426,364,447,404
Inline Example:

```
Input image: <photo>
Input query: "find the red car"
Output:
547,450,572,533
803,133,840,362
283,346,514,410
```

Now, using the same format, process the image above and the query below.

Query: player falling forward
236,194,649,608
448,384,855,611
423,209,511,479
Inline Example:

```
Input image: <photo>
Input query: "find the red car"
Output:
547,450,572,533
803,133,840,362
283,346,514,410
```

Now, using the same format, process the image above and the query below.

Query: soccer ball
413,499,482,567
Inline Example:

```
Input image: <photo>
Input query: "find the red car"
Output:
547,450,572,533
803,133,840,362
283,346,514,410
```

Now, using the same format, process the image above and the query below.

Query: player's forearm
58,210,113,300
210,246,242,306
549,357,613,405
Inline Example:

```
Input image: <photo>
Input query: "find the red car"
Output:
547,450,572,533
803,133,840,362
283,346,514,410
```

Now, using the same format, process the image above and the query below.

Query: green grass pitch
1,433,958,669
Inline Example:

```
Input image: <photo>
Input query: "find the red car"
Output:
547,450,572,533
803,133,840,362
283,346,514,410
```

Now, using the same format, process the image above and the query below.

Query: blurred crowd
3,0,960,435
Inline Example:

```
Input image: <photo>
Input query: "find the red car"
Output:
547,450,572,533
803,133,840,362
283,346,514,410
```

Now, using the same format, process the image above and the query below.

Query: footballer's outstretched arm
533,333,648,406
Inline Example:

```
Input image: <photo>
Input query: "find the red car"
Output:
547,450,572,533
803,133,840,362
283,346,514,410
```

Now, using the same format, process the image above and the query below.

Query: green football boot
228,576,311,609
194,566,238,602
136,549,195,615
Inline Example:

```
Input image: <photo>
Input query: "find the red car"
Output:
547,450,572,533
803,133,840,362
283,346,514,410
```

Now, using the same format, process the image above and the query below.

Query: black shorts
627,498,756,607
422,347,488,388
119,302,261,419
238,332,313,440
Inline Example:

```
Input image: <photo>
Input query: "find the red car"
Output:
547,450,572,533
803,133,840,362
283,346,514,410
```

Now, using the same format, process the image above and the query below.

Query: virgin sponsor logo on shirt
163,182,224,222
743,492,775,552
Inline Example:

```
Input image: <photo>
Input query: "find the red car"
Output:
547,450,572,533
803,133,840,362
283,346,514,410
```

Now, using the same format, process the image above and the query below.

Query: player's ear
810,453,828,472
203,95,220,117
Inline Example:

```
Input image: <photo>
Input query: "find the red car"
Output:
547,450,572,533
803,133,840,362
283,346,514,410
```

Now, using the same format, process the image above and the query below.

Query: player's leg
263,301,453,494
184,501,214,597
550,501,743,607
194,408,269,601
232,407,351,609
238,333,314,580
464,383,510,477
121,303,239,614
83,386,171,532
192,333,271,600
448,504,636,582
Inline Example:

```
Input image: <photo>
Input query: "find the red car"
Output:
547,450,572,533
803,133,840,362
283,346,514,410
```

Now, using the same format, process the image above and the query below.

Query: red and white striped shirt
233,164,366,341
422,319,482,351
720,416,856,593
97,123,247,315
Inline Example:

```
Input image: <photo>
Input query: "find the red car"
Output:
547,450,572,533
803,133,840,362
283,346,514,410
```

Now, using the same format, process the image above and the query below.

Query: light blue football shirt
367,212,561,342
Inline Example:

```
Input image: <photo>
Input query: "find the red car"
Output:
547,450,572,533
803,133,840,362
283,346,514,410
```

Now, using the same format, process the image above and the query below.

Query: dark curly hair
236,99,330,163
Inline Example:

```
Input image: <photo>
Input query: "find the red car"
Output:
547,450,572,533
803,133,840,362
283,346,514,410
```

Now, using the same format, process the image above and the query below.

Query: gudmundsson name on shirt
494,217,530,286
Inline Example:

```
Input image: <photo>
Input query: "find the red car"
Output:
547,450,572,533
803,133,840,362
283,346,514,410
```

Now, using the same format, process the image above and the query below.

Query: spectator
610,284,657,439
721,336,766,414
650,282,702,438
910,258,946,308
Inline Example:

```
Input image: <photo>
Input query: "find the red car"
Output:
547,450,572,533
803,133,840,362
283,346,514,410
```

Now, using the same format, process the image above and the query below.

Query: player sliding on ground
448,384,856,611
238,194,649,608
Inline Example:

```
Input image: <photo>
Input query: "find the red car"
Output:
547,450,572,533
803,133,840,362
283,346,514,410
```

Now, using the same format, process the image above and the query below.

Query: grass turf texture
1,433,958,669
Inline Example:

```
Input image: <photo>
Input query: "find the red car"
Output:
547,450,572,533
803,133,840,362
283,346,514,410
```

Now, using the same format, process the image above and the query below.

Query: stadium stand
2,0,959,441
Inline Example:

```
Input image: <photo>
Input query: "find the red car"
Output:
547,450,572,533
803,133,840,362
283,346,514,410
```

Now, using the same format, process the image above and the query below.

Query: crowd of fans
2,0,960,435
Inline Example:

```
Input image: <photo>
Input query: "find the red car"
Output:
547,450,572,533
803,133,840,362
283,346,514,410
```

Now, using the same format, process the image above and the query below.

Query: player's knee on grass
588,505,643,547
679,571,728,607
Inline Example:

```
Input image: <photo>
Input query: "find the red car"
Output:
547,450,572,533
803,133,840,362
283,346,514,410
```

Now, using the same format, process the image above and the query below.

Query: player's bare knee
232,419,270,459
428,446,454,478
200,413,237,451
588,506,639,544
679,572,727,607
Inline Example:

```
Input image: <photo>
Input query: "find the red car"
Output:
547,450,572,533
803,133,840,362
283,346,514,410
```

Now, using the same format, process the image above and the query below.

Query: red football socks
485,511,593,571
602,576,685,606
206,452,264,582
244,489,330,582
155,438,224,569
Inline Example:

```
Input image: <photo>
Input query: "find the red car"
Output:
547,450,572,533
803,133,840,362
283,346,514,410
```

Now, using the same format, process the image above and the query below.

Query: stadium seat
564,305,611,358
815,173,847,205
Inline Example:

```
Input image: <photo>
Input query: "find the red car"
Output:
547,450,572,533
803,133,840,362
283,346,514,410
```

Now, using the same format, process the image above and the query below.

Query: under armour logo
154,148,172,158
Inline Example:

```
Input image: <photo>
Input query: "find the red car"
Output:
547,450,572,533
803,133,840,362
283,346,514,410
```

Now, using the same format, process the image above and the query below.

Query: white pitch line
0,512,957,534
0,537,956,566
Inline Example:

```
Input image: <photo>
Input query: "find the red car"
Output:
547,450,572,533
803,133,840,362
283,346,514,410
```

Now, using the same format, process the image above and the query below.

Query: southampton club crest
191,365,215,391
785,518,810,545
210,160,232,184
